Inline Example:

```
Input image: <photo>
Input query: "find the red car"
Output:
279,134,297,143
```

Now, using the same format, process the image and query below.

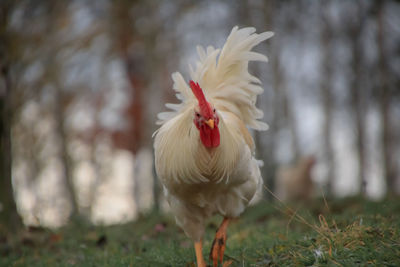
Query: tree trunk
349,4,367,195
282,77,301,162
377,2,396,195
247,0,277,199
320,9,335,196
0,67,23,233
113,0,149,214
54,85,79,217
0,2,23,232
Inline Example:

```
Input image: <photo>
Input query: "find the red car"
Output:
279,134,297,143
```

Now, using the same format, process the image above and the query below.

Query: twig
286,206,299,236
263,185,330,239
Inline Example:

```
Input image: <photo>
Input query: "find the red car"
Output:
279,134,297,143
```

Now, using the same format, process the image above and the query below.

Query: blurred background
0,0,399,230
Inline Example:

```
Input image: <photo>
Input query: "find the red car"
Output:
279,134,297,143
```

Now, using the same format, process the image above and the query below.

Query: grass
1,196,399,266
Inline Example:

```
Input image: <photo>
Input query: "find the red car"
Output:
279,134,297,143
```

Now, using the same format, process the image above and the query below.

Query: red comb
189,81,212,118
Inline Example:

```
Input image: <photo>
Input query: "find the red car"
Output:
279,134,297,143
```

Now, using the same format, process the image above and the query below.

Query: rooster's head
190,81,220,148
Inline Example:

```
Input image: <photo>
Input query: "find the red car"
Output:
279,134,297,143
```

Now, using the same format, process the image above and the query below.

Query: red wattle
200,125,220,148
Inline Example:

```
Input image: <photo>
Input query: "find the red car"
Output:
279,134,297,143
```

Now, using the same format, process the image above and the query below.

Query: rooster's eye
213,108,216,113
196,113,200,117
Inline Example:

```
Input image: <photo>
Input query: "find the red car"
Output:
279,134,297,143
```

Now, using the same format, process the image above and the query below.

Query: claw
209,218,230,267
210,234,226,266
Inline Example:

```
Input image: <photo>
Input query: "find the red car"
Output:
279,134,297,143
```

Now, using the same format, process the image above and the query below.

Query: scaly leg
194,239,206,267
210,218,230,267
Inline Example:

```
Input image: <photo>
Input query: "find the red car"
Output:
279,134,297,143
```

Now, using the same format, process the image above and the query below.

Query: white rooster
153,26,273,267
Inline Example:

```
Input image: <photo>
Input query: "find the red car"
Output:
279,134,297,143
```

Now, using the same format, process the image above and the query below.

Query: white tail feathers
157,26,273,130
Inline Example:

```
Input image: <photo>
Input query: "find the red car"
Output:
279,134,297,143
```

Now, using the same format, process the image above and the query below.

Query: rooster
153,26,273,267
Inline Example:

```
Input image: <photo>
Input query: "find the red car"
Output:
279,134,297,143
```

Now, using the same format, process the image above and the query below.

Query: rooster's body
154,26,273,267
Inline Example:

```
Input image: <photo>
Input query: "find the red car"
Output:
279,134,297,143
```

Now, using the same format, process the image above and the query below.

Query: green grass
1,197,399,266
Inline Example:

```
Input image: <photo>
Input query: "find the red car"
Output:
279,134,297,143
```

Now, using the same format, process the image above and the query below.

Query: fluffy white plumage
154,26,273,241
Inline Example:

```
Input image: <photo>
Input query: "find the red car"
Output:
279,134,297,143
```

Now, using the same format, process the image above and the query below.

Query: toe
209,235,227,267
210,239,219,267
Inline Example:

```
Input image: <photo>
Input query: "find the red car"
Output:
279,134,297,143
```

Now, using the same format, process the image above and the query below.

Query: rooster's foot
209,218,230,267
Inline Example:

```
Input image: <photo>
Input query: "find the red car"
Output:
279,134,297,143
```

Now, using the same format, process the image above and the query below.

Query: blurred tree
110,0,154,214
0,1,24,232
110,0,192,212
245,0,277,198
348,1,367,195
53,70,79,217
376,1,397,195
6,0,106,224
36,1,79,218
320,4,335,196
279,2,301,162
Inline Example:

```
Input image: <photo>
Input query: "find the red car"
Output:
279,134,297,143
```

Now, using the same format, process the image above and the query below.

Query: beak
205,119,214,129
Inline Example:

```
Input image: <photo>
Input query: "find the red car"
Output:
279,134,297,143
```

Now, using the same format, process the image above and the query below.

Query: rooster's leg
210,217,230,267
194,239,206,267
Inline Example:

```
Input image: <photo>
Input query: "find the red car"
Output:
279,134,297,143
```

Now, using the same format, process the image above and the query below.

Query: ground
1,197,399,266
